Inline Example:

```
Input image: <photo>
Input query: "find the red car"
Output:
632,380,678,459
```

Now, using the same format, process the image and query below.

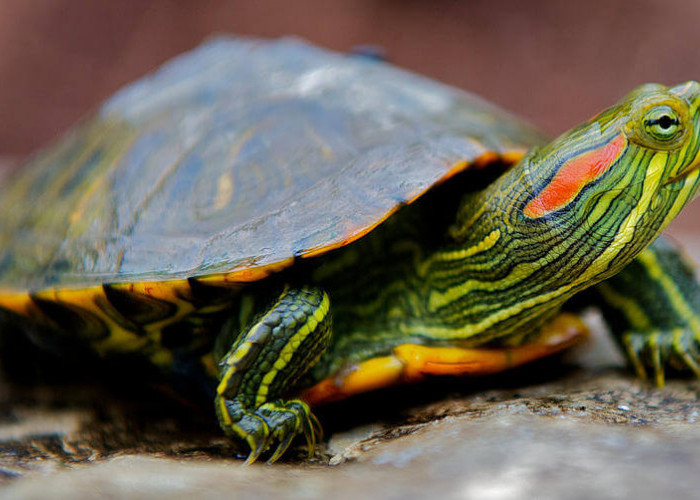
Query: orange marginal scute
301,313,588,406
302,150,523,260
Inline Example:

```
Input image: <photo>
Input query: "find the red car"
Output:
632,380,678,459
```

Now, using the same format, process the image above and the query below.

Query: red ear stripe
523,134,627,219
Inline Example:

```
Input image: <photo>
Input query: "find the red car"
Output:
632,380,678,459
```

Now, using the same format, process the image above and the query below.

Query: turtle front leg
594,237,700,386
214,286,331,464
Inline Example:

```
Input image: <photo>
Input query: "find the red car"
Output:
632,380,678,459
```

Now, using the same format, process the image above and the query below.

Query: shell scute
0,37,545,294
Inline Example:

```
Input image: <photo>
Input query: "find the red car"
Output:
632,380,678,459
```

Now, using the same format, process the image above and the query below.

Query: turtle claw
267,432,296,464
244,438,267,466
218,397,322,464
310,410,323,441
302,423,315,457
286,400,317,455
623,328,700,386
235,413,271,465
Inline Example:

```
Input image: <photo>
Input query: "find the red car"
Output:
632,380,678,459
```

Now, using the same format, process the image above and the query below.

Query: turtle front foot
216,396,322,464
622,328,700,387
594,238,700,387
214,286,332,464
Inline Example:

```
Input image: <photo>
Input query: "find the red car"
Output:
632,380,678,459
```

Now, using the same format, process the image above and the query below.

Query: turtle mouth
665,158,700,185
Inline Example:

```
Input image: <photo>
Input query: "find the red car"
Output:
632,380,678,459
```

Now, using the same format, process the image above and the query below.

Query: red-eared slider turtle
1,37,700,464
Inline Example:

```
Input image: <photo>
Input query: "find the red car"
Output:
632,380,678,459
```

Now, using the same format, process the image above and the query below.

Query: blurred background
0,0,698,234
2,3,700,491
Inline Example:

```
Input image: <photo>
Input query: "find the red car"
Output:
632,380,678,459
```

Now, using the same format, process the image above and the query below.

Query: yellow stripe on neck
579,152,667,282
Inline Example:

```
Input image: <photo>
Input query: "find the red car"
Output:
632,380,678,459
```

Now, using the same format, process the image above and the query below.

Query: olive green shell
0,37,545,292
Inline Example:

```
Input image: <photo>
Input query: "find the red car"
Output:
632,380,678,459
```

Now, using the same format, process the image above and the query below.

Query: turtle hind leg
595,237,700,386
214,286,331,464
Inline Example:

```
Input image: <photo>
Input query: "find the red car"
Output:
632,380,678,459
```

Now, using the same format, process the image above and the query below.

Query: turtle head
606,81,700,209
444,83,700,341
521,81,700,255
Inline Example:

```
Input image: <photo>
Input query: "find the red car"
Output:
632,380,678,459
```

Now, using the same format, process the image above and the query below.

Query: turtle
1,37,700,464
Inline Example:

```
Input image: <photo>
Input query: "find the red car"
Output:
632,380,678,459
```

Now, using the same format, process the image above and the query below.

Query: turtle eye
643,105,682,142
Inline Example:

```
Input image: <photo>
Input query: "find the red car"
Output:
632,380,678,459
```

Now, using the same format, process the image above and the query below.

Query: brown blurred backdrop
0,0,699,231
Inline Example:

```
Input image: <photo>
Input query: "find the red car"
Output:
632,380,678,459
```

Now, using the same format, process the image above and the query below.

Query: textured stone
2,370,700,499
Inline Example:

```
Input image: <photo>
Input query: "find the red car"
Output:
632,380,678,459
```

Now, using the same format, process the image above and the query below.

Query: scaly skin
214,82,700,462
215,287,330,464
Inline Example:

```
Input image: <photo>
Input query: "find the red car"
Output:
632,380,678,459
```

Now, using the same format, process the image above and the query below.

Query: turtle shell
0,37,546,294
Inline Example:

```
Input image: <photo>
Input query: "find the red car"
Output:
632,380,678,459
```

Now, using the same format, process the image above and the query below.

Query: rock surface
2,333,700,499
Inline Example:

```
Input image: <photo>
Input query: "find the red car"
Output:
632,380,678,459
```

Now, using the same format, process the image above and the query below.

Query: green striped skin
595,237,700,386
302,82,700,377
212,83,700,461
